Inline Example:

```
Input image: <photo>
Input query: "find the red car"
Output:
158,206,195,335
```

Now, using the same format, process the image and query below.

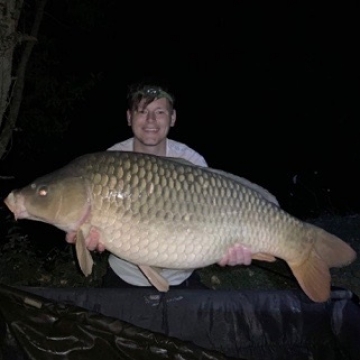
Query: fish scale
4,151,356,302
82,153,301,266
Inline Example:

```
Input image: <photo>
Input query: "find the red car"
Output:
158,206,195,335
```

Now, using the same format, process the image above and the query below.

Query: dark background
1,1,359,218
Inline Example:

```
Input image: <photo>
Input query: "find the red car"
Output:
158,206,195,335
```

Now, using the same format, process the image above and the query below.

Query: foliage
279,169,354,219
1,0,103,168
0,213,108,287
59,0,111,31
12,35,101,164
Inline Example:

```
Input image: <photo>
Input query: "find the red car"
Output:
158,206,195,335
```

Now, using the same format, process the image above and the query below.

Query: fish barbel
3,151,356,302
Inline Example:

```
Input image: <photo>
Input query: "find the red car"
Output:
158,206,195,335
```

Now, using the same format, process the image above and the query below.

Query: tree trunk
0,0,24,158
0,0,47,161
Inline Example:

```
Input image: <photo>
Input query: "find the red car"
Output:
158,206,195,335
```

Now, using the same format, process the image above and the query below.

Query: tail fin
288,225,356,303
312,226,357,268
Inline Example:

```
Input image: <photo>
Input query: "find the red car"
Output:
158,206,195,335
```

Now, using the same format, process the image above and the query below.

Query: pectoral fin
138,265,170,292
75,229,94,276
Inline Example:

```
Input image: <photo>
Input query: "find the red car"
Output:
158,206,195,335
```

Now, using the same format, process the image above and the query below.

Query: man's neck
133,139,167,156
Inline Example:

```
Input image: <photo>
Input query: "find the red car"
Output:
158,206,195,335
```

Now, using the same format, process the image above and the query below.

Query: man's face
127,97,176,146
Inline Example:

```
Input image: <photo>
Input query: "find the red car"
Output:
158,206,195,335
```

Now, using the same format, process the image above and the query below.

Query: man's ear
170,109,176,127
126,110,131,126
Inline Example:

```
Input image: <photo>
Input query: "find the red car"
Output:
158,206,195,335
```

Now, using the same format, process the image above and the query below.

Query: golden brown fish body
4,151,356,302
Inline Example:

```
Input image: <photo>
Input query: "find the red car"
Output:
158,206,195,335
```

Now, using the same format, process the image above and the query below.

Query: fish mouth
3,193,29,220
13,210,30,221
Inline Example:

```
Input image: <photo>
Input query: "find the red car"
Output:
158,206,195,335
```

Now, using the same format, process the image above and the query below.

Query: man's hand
218,244,252,266
65,228,106,252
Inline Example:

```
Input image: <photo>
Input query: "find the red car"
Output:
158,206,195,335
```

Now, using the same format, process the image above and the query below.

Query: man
101,82,256,288
67,82,273,288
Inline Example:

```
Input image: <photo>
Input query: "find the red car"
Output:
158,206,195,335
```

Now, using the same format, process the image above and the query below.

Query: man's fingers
218,244,252,267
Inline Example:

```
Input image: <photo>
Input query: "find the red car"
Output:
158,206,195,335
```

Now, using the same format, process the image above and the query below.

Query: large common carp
4,151,356,302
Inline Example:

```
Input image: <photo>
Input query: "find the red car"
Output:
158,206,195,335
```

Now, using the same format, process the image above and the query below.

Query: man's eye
138,110,147,114
156,110,165,115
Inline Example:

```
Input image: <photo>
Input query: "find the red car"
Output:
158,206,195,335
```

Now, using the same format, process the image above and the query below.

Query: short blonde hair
127,83,175,111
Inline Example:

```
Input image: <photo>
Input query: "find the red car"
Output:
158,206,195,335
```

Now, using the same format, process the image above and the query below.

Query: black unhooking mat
0,284,359,360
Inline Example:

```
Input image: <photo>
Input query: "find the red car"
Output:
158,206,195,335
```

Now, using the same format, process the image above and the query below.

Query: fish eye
38,186,48,196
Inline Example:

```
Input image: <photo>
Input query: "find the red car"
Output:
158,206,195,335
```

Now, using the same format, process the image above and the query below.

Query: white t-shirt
107,138,208,286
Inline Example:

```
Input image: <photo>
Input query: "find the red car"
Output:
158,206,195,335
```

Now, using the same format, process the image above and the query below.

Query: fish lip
6,207,29,221
3,193,29,220
8,209,28,221
3,195,16,214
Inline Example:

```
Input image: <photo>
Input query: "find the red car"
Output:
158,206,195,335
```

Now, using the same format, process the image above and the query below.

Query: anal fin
138,265,169,292
252,252,277,262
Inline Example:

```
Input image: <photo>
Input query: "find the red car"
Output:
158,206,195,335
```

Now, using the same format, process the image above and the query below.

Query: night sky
3,1,360,217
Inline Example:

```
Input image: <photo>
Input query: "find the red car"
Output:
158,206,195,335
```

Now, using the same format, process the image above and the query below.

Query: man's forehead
137,97,170,109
